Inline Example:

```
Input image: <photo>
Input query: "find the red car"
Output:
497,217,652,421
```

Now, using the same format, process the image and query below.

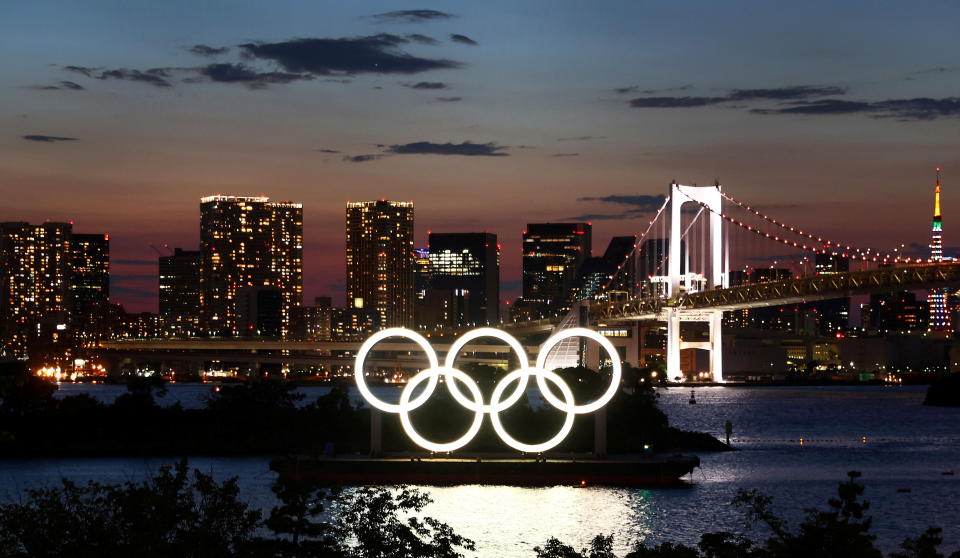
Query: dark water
4,384,959,556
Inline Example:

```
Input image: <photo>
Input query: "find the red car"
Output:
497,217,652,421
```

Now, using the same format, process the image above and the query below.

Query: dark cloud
403,81,447,89
552,153,579,157
728,85,846,101
406,34,439,45
628,85,846,109
557,135,605,142
630,96,726,108
751,99,871,115
96,68,173,87
114,259,156,266
579,194,667,213
449,34,478,45
370,9,454,23
64,65,96,77
196,63,313,88
616,84,692,95
315,148,340,153
22,135,78,142
753,97,960,120
239,35,462,75
342,154,386,163
435,96,462,102
189,44,230,56
27,80,84,91
385,141,508,157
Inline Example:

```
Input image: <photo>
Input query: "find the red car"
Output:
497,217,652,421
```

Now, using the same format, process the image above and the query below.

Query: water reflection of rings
354,327,622,452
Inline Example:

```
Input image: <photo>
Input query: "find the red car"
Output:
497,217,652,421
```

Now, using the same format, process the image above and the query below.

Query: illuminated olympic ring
354,327,622,453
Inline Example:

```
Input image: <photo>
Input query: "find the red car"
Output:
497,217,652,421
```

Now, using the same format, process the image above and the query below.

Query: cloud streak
189,44,229,56
239,35,462,76
752,97,960,120
22,135,79,142
450,34,478,45
402,81,447,89
385,141,508,156
579,194,667,213
369,9,454,23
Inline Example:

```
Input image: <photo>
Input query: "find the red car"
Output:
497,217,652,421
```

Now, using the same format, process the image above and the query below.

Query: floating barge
270,454,700,487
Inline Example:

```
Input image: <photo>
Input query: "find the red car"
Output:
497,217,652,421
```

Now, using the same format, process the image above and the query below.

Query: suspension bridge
535,181,956,383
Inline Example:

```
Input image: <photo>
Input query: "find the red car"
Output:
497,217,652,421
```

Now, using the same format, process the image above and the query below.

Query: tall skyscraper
199,196,302,336
345,200,414,328
521,223,591,316
0,222,72,358
159,248,201,336
69,233,110,316
429,232,500,326
929,168,951,332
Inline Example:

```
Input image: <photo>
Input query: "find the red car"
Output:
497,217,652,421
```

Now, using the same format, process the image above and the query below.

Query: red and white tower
928,168,950,331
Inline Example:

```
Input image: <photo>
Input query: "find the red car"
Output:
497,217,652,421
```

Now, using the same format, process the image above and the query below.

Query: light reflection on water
7,384,959,556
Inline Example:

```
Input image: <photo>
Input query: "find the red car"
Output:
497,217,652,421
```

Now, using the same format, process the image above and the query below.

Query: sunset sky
3,1,959,312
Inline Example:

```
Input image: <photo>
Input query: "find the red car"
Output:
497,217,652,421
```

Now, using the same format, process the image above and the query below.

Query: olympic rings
354,327,622,453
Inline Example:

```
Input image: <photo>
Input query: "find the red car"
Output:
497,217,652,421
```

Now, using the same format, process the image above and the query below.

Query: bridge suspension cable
699,197,923,264
718,191,921,263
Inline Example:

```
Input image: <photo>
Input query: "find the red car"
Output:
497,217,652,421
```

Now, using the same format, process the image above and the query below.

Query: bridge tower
665,183,727,383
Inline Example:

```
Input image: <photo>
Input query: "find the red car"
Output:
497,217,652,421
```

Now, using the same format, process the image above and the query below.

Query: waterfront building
291,296,332,341
69,233,109,317
199,196,303,336
863,291,928,333
345,200,414,328
521,222,591,317
235,285,283,337
159,248,201,336
428,232,500,326
330,306,381,341
0,221,72,359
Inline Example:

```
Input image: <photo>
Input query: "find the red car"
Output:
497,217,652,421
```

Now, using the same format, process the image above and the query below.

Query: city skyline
3,1,960,312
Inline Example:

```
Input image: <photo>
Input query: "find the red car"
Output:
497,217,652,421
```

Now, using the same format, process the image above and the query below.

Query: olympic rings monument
272,326,700,486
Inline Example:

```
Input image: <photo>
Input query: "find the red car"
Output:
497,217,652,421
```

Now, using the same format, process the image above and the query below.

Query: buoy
689,390,697,404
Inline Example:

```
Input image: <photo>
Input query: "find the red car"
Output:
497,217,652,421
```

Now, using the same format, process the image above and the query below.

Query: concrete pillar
709,311,724,383
668,183,682,298
667,309,682,382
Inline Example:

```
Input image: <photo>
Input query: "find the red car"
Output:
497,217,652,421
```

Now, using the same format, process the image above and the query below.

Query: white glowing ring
443,327,530,412
488,367,576,453
354,327,623,453
398,367,486,453
354,327,440,413
535,327,622,414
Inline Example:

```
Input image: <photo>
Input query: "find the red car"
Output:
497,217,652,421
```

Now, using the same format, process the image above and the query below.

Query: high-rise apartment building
428,232,500,326
521,223,591,317
69,233,109,317
0,222,72,358
345,200,414,328
159,248,201,336
199,196,302,336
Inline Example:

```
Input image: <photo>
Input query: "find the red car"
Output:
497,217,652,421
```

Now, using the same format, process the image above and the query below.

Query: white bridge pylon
665,183,727,383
